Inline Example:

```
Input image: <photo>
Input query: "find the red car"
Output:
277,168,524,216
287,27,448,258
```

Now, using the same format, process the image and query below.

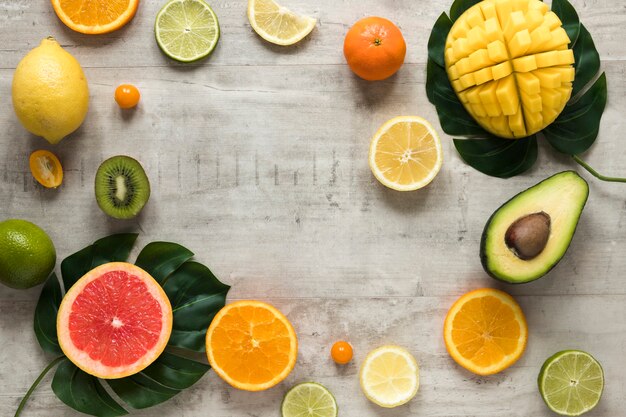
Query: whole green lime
0,219,56,289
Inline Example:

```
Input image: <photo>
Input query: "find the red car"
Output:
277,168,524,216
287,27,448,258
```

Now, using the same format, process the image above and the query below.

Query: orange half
51,0,139,34
443,288,528,376
206,300,298,391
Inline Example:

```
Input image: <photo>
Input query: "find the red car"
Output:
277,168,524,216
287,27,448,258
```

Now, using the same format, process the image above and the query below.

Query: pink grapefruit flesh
57,262,173,379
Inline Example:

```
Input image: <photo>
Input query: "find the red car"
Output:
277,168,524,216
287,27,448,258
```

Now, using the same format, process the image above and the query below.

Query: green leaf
33,273,63,355
163,261,230,351
52,360,128,417
140,351,210,390
37,235,223,415
135,242,194,285
427,59,488,136
106,373,179,410
60,244,94,291
61,234,137,290
454,135,538,178
551,0,580,46
571,24,601,97
106,351,210,409
427,13,453,67
91,233,138,268
543,73,607,155
449,0,482,22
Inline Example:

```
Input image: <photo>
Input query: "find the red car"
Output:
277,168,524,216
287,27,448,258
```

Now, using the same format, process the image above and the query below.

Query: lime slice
247,0,316,46
155,0,220,62
281,382,338,417
538,350,604,416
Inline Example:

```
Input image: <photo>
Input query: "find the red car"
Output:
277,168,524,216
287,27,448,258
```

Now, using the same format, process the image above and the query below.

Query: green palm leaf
27,234,230,416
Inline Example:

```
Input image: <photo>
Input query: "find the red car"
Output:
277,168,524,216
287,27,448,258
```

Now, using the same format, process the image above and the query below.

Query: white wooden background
1,1,625,416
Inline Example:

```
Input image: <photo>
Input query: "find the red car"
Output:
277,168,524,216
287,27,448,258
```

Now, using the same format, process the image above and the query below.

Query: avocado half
480,171,589,283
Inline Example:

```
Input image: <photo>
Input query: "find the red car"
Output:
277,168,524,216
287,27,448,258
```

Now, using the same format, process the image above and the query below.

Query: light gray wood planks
1,296,625,416
0,0,625,69
0,0,625,416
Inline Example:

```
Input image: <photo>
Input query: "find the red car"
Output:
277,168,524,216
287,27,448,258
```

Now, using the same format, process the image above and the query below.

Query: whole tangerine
343,17,406,81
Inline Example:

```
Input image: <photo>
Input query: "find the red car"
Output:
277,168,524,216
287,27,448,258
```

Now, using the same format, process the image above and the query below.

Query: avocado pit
505,212,551,260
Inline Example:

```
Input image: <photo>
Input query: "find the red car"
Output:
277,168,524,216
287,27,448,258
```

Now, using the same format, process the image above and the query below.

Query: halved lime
538,350,604,416
155,0,220,62
281,382,338,417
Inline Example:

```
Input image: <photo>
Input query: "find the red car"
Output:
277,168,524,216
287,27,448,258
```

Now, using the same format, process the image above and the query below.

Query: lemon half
369,116,443,191
360,345,420,408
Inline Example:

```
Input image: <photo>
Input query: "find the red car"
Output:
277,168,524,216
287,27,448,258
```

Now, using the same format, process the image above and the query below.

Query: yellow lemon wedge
360,345,420,408
247,0,316,46
369,116,443,191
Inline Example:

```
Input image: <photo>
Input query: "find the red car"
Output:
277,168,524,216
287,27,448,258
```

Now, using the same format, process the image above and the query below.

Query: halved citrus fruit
369,116,443,191
29,150,63,188
57,262,172,379
155,0,220,63
538,350,604,416
51,0,140,35
359,345,419,408
443,288,528,376
206,300,298,391
247,0,316,46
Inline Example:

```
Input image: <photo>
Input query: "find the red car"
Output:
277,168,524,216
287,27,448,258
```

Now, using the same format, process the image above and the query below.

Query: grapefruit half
57,262,173,379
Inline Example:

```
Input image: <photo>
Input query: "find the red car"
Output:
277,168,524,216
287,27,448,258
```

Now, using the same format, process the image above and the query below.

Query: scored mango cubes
444,0,575,138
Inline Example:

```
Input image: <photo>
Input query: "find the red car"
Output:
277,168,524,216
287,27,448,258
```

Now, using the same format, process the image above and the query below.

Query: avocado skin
479,171,589,284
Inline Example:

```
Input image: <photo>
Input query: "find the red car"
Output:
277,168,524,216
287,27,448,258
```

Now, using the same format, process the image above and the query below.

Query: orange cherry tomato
115,84,141,109
29,150,63,188
331,341,353,364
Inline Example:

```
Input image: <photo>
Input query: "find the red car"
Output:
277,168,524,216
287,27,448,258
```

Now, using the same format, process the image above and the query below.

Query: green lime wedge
281,382,338,417
155,0,220,62
538,350,604,416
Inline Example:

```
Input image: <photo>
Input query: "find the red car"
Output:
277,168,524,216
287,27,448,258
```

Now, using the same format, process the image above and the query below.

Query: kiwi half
95,155,150,219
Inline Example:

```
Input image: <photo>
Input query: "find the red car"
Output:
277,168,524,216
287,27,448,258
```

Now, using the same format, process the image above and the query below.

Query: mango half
444,0,575,138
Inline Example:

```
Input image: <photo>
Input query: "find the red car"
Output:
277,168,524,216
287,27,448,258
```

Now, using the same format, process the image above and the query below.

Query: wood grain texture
0,0,624,416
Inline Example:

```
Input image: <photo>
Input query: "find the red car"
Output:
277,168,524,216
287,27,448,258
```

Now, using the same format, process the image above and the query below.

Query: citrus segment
247,0,316,46
359,345,419,408
155,0,220,62
57,262,173,379
206,300,298,391
51,0,139,34
538,350,604,416
369,116,443,191
29,150,63,188
281,382,338,417
443,288,527,375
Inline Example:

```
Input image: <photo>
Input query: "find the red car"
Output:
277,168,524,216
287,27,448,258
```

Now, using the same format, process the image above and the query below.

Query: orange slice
50,0,139,34
206,300,298,391
443,288,528,375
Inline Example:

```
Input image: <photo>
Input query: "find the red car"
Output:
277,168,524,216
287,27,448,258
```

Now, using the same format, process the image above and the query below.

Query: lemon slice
369,116,443,191
247,0,316,46
360,345,419,408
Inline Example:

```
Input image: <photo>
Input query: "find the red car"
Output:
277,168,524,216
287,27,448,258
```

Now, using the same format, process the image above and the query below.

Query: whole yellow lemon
12,37,89,144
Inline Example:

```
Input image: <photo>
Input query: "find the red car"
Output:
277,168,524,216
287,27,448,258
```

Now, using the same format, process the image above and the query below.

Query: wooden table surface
1,1,624,416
